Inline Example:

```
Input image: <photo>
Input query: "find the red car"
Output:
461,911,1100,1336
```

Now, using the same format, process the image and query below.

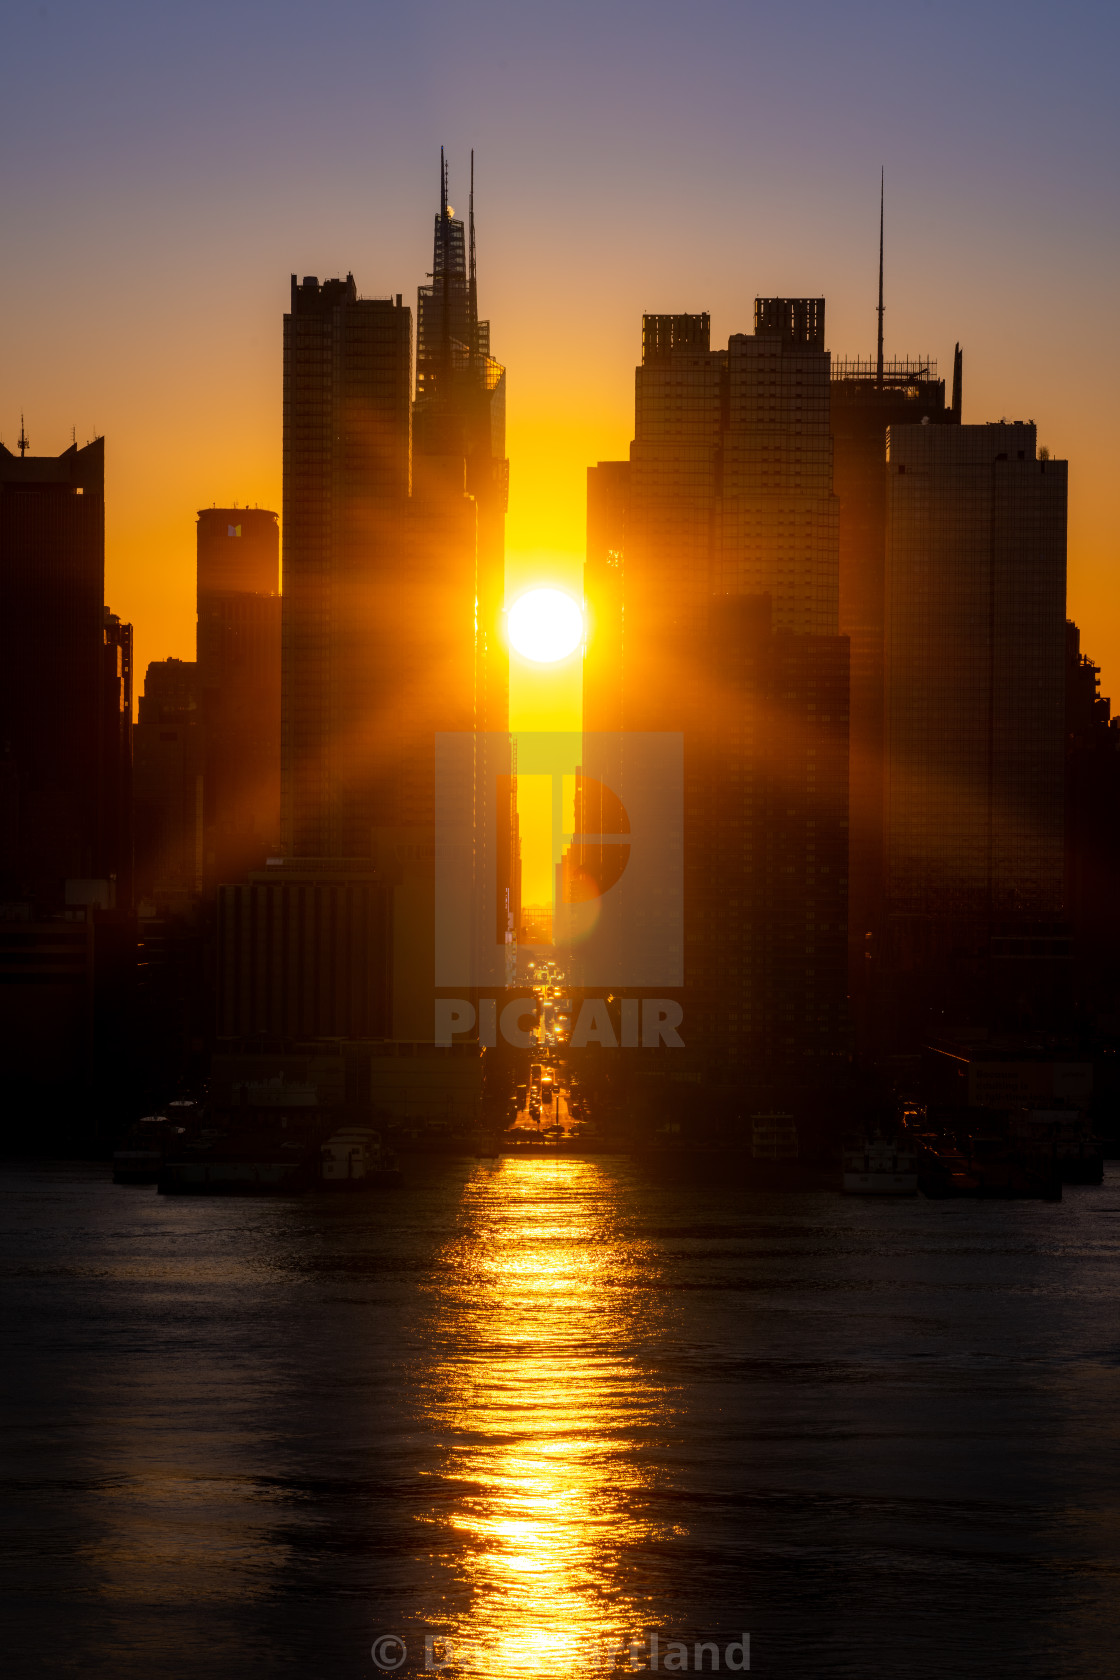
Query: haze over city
2,0,1117,691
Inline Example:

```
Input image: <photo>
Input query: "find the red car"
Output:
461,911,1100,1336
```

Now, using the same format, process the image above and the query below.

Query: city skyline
1,0,1116,697
6,19,1120,1674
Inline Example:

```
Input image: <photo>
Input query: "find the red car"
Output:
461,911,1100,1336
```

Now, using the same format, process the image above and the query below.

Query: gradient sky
2,0,1117,701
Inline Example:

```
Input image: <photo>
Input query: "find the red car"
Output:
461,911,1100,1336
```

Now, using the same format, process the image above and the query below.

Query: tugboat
319,1125,402,1187
113,1115,186,1184
843,1133,918,1194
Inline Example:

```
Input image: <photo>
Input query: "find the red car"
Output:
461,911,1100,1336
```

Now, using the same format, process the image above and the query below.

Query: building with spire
230,152,513,1065
414,148,509,748
413,149,515,968
829,177,961,1042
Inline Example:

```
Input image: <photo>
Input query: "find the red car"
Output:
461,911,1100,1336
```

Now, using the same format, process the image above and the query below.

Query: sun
507,588,584,664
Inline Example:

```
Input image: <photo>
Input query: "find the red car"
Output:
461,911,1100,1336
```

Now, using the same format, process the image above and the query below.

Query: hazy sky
2,0,1117,693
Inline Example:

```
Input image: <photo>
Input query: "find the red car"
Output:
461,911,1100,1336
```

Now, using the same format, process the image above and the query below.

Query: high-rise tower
585,305,850,1087
882,421,1067,1041
0,436,132,908
414,151,514,971
281,275,412,859
414,148,509,746
197,507,281,890
829,182,961,1036
273,159,511,1045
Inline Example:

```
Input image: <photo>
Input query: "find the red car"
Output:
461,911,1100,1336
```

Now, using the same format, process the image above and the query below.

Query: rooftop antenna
876,168,885,388
951,341,963,422
440,145,451,388
468,148,478,350
17,413,29,457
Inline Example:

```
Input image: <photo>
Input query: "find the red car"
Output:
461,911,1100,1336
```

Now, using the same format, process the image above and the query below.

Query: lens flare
508,588,583,664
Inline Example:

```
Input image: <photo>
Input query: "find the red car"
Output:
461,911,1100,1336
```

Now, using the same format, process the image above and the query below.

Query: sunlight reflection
419,1156,678,1675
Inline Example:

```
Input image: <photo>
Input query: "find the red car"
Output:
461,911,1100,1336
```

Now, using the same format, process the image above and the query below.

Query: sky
1,0,1118,703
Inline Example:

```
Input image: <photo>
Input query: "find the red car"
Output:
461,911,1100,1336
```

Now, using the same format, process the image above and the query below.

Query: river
3,1156,1119,1678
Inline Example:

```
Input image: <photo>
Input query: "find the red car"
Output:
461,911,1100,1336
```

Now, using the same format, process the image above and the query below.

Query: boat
112,1146,165,1185
843,1134,918,1194
319,1125,402,1187
113,1115,186,1184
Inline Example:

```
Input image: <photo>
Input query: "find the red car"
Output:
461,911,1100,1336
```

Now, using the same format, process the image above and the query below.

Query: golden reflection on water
420,1156,678,1675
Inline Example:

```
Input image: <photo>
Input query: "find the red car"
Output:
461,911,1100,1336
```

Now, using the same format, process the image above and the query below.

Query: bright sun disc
507,588,583,664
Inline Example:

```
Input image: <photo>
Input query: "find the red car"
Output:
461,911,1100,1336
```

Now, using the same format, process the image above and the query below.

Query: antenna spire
876,168,885,388
439,146,451,385
468,148,478,348
17,413,29,457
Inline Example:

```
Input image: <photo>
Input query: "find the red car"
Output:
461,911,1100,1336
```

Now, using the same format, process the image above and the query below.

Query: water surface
3,1156,1119,1677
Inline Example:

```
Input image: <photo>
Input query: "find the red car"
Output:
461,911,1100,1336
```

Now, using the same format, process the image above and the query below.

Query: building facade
830,351,958,1031
585,304,850,1087
133,657,202,906
281,274,412,859
0,436,132,912
882,421,1067,1037
197,506,281,891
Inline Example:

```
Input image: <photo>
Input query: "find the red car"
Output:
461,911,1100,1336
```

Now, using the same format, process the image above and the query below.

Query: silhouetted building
217,858,391,1041
196,506,281,891
690,596,849,1071
276,157,511,1053
831,351,958,1032
133,658,202,906
719,297,838,632
413,150,512,964
0,901,137,1143
100,609,134,910
250,157,513,1075
0,436,132,911
415,152,508,725
882,421,1068,1042
586,305,850,1089
282,272,412,858
1065,620,1120,1016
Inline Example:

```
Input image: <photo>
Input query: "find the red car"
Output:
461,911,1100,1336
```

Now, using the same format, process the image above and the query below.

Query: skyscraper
266,156,511,1054
0,435,132,909
1065,621,1120,1011
882,421,1067,1040
413,151,513,969
414,148,508,751
0,432,135,1135
828,189,963,1030
585,304,850,1087
100,609,134,910
719,298,838,634
831,362,958,1030
196,506,281,890
133,657,202,905
281,274,412,858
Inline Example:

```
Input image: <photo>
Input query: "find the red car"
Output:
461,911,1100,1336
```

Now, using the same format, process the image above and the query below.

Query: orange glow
417,1157,678,1676
506,550,584,918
